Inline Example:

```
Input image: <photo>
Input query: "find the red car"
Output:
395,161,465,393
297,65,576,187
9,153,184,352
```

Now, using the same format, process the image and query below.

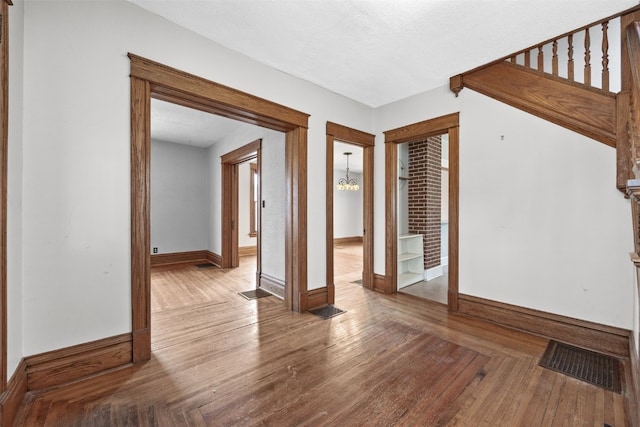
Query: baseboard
206,251,222,267
300,287,329,311
372,273,392,294
458,294,629,357
424,265,443,281
238,246,257,257
259,273,285,299
25,333,133,391
627,333,640,427
0,359,27,427
333,236,363,245
150,250,208,266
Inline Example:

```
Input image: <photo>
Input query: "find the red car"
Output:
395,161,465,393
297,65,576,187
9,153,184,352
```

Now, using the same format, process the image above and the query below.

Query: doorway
325,122,374,303
397,134,449,304
384,113,459,312
130,54,309,363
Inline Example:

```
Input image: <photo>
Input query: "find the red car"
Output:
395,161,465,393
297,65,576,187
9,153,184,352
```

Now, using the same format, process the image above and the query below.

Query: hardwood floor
14,255,629,426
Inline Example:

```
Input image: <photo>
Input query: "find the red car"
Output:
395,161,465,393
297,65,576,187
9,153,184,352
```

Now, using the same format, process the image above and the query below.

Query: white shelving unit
398,233,424,289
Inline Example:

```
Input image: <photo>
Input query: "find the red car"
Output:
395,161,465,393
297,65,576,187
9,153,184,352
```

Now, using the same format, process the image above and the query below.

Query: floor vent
195,263,216,269
238,288,272,300
308,305,345,320
539,340,621,393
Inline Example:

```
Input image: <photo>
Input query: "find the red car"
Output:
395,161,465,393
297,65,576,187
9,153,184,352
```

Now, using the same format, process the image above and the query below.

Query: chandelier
336,152,360,191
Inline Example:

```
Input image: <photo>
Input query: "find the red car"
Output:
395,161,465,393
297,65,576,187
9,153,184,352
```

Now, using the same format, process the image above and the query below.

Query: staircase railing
506,15,616,92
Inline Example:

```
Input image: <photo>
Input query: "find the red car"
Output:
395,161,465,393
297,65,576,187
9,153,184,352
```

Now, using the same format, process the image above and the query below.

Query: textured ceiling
130,0,638,107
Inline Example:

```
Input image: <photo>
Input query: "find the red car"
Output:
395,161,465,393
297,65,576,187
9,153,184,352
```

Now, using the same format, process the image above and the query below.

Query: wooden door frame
0,0,10,393
129,54,309,363
221,139,261,269
383,113,460,311
326,122,375,302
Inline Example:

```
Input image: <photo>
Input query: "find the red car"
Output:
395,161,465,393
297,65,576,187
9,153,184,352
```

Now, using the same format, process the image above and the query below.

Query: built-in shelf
398,233,424,289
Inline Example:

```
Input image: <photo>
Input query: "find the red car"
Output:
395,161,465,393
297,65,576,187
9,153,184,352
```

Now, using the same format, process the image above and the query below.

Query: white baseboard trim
441,256,449,267
424,265,443,281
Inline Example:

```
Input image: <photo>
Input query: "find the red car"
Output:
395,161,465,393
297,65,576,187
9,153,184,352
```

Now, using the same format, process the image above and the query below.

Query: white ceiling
130,0,637,107
145,0,637,163
334,141,363,173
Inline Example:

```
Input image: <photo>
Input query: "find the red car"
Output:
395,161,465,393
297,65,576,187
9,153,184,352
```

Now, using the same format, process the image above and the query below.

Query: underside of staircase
449,5,640,426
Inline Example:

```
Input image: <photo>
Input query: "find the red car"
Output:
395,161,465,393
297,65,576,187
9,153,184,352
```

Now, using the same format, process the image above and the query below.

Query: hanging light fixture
336,152,360,191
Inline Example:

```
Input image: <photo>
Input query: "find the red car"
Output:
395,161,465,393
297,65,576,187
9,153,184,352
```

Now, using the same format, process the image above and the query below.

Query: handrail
626,21,640,180
454,5,640,95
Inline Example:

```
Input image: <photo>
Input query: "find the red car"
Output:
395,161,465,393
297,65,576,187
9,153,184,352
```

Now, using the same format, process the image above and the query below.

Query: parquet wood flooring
13,253,629,426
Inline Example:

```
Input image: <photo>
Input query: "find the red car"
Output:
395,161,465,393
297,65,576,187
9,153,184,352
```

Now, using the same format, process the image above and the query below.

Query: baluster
524,50,531,68
537,45,544,71
552,40,558,76
602,21,609,91
568,34,574,81
584,27,591,86
509,56,516,63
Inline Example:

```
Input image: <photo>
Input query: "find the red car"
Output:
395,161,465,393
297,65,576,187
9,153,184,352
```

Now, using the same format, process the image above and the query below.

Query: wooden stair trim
458,294,629,357
0,358,27,427
461,61,616,147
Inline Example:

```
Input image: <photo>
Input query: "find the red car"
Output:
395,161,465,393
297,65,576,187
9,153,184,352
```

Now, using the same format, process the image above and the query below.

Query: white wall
150,140,209,254
207,125,285,281
375,84,634,329
260,136,286,280
7,0,24,380
238,161,257,248
333,169,363,238
20,0,373,355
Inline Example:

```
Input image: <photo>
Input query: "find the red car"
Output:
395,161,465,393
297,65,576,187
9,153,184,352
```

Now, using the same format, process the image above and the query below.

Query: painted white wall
238,161,257,248
375,84,634,329
150,140,209,254
260,136,286,280
333,169,363,238
7,0,24,380
20,0,372,355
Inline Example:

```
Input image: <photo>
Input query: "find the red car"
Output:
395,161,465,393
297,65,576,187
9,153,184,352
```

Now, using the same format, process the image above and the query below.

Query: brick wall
408,136,441,270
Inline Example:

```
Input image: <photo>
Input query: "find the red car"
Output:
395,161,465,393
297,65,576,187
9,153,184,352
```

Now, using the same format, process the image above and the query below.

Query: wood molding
130,55,310,363
300,287,329,311
326,121,375,146
206,251,223,267
221,139,260,269
285,127,307,312
462,62,616,147
333,236,363,245
458,294,629,357
0,359,26,427
238,246,257,257
326,122,375,299
384,113,460,311
626,333,640,427
150,250,209,266
0,0,8,393
372,274,392,294
129,54,309,130
25,333,133,392
259,273,285,299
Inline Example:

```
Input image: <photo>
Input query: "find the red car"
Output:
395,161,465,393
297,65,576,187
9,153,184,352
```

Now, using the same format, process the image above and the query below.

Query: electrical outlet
153,247,158,254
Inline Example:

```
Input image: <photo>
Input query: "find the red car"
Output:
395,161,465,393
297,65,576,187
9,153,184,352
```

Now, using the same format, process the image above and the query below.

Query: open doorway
397,134,449,304
325,122,375,304
130,54,309,362
332,143,364,286
383,113,459,312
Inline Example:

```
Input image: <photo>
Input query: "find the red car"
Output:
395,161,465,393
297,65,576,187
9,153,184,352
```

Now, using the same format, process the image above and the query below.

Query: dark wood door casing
129,54,309,362
221,139,261,269
326,122,375,302
383,113,460,312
